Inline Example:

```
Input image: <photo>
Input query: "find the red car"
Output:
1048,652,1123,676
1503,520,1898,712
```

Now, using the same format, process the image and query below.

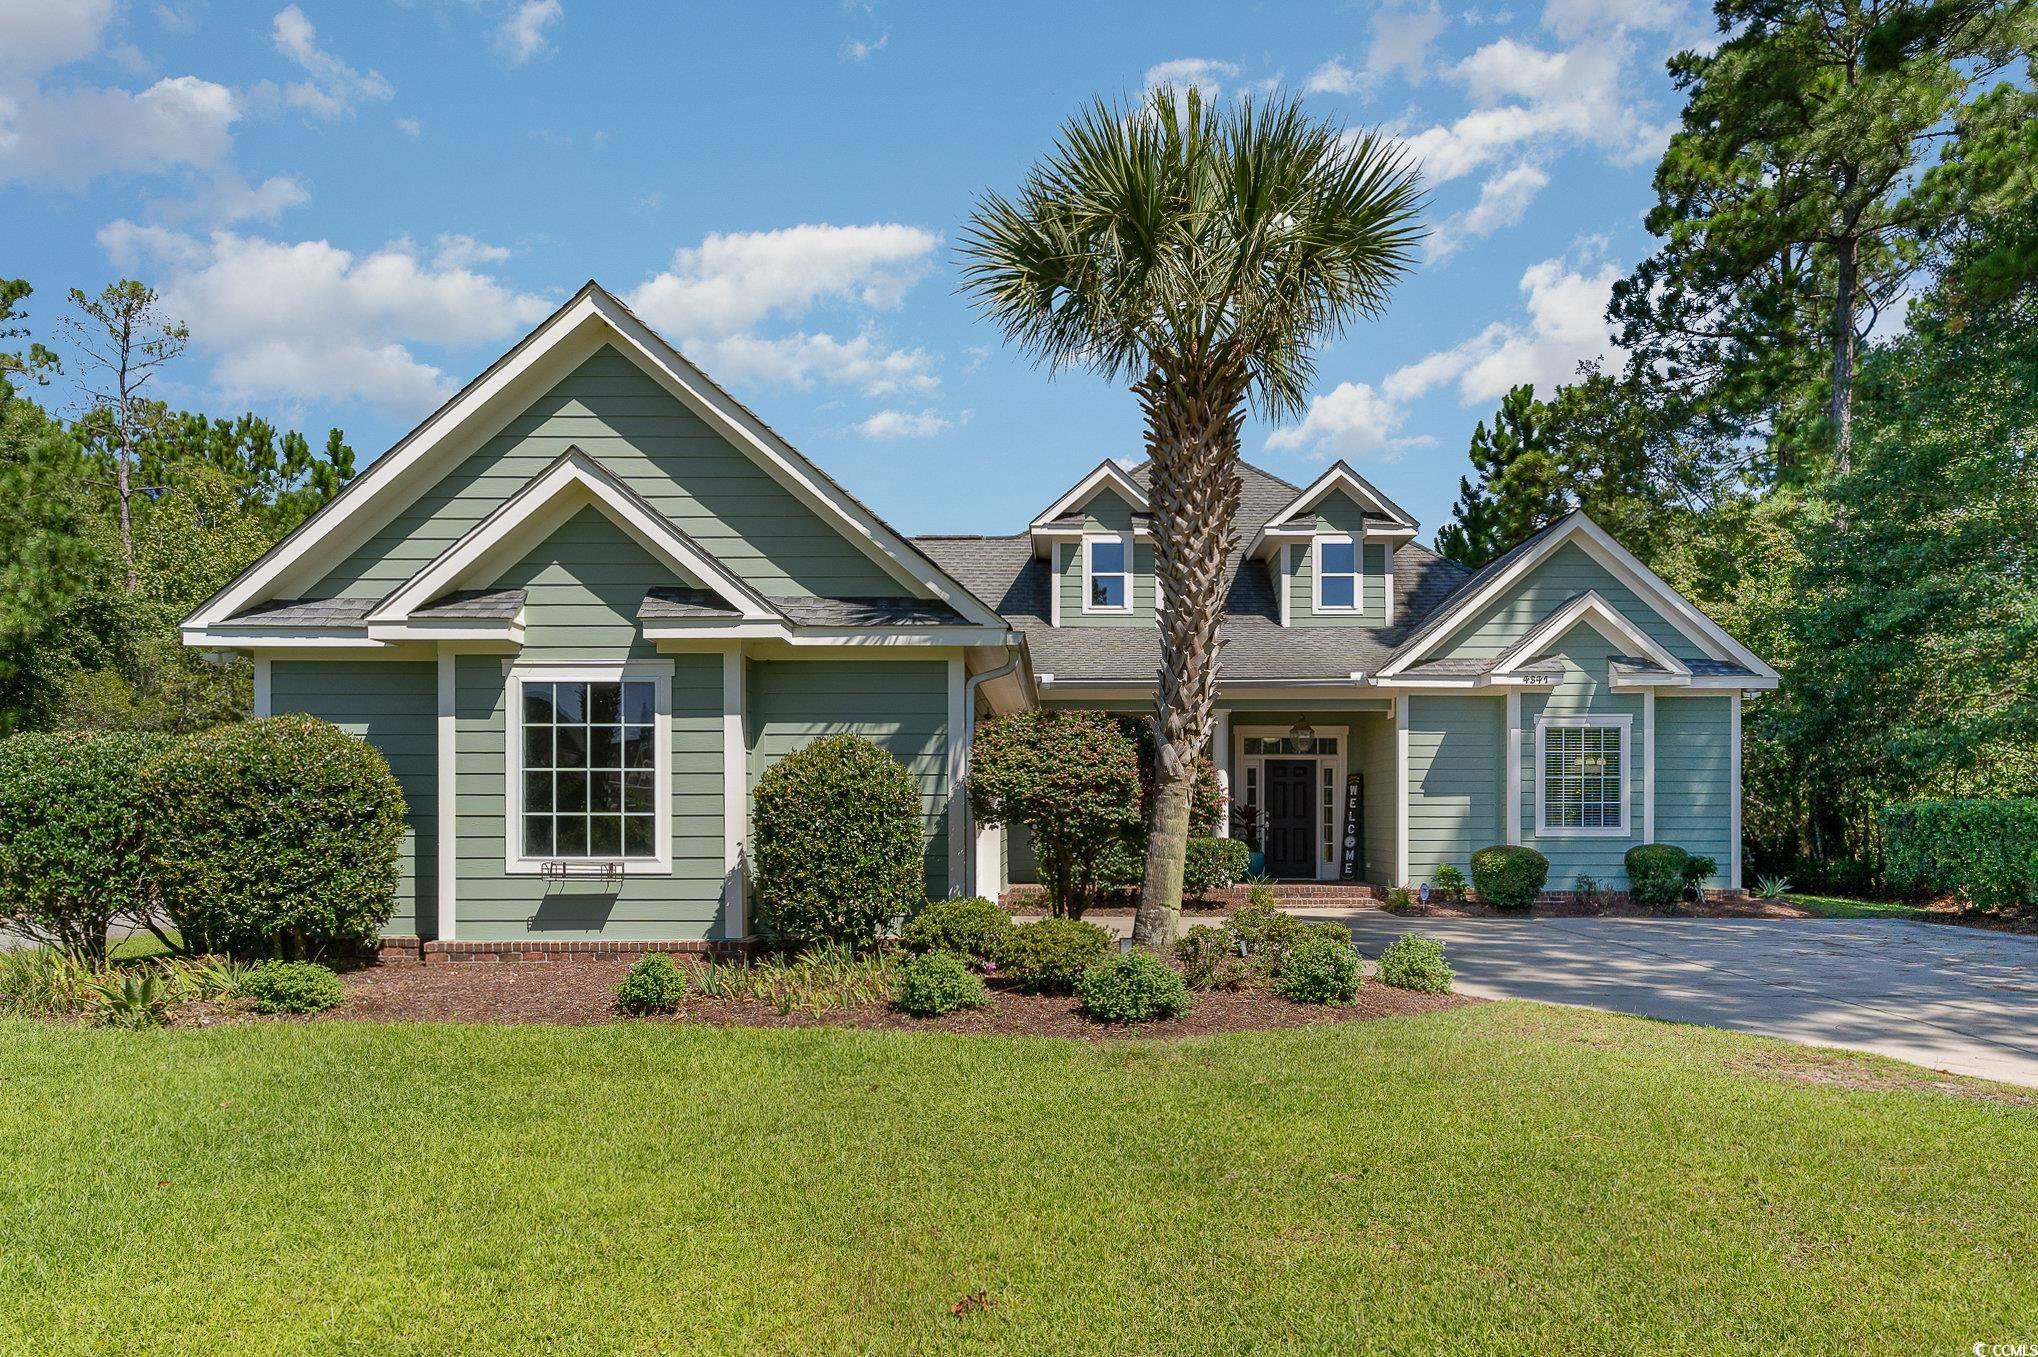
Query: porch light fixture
1288,720,1315,754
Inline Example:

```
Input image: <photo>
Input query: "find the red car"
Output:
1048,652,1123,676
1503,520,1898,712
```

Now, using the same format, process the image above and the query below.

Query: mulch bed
170,957,1476,1038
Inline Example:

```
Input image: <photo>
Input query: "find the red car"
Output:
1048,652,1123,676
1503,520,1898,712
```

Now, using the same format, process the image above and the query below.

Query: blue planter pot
1248,850,1266,877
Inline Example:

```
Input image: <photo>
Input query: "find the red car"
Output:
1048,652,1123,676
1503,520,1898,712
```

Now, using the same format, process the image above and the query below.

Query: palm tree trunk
1132,362,1244,947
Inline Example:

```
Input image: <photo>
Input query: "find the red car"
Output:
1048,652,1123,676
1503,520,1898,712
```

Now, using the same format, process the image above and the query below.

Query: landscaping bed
169,954,1473,1037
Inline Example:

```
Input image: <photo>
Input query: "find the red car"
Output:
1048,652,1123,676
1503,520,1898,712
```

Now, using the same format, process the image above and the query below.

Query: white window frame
1081,531,1135,614
1313,534,1361,614
504,659,674,875
1535,714,1632,839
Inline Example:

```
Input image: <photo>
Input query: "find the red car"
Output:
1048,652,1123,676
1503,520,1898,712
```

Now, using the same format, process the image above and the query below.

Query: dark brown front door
1263,759,1316,879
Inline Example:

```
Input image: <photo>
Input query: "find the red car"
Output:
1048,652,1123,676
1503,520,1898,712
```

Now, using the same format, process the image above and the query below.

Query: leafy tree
61,281,189,588
968,710,1142,920
961,90,1423,944
1612,0,2034,475
0,279,59,386
0,387,100,734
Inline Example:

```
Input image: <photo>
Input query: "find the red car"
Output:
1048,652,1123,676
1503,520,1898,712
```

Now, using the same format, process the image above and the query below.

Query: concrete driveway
1318,913,2038,1087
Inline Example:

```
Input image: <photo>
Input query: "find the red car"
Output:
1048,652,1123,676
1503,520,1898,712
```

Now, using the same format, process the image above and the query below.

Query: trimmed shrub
1625,844,1692,909
1002,917,1113,994
1183,837,1251,896
900,897,1014,962
1174,924,1247,991
1470,845,1549,909
616,953,689,1015
970,711,1142,917
1882,799,2038,911
1225,903,1313,975
241,960,345,1015
1077,951,1191,1023
896,951,989,1017
1378,934,1453,993
751,733,924,951
0,731,174,961
1429,863,1468,901
140,715,405,959
1275,934,1361,1004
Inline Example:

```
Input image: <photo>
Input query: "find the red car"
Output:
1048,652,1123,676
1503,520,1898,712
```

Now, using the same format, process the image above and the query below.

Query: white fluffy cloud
494,0,563,65
625,223,945,399
856,408,951,440
99,223,553,413
0,75,240,188
1269,253,1623,458
148,170,310,226
1303,58,1365,96
1368,2,1446,83
840,33,888,63
0,0,115,80
1143,58,1241,100
271,5,392,119
1428,161,1550,260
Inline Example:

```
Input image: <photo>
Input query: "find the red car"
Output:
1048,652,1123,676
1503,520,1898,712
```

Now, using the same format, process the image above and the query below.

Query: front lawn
1790,893,1935,921
3,1003,2033,1355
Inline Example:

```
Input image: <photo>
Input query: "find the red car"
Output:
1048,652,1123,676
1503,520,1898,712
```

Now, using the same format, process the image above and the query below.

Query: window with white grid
1537,718,1628,835
505,663,672,874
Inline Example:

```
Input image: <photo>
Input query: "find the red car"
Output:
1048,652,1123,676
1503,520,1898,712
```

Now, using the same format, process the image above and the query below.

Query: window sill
1534,826,1631,839
505,858,673,877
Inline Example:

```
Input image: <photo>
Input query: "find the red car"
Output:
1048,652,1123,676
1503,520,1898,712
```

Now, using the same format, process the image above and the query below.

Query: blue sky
1,0,1713,539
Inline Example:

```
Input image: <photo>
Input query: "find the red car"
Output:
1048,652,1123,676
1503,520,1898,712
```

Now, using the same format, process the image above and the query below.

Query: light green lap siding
492,505,675,660
1405,695,1504,884
1515,625,1645,889
312,345,898,600
1436,542,1709,663
1055,539,1159,627
746,659,954,897
1655,695,1734,889
269,660,437,937
452,651,726,943
1290,538,1390,626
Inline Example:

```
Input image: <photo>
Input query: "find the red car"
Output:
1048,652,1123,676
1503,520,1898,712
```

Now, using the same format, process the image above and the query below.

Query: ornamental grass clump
1077,951,1191,1024
895,951,989,1017
751,734,925,952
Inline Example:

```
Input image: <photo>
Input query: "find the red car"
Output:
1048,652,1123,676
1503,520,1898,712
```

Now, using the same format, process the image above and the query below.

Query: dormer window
1315,536,1359,612
1084,534,1132,612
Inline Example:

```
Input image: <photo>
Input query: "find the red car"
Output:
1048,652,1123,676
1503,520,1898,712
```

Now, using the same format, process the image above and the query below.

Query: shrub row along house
182,282,1777,956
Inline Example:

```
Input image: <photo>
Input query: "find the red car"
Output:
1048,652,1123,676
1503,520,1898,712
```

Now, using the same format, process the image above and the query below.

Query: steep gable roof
183,281,1003,634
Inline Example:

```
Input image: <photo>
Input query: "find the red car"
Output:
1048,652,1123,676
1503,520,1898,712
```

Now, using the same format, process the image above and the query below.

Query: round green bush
895,950,989,1017
899,897,1013,962
1183,836,1252,895
1377,934,1454,993
0,731,173,961
616,953,689,1015
1174,924,1245,991
1224,902,1312,975
1002,917,1113,994
1470,845,1549,909
241,960,345,1014
1077,950,1191,1023
751,733,924,951
1274,934,1361,1004
139,715,406,959
1624,843,1691,909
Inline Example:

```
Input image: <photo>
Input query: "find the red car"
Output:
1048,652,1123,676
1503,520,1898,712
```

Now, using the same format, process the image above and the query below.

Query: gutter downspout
961,649,1025,899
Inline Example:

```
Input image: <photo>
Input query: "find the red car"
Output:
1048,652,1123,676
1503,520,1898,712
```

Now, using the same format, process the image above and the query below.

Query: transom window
507,664,672,874
1538,718,1629,836
1242,735,1339,756
1315,536,1359,612
1085,535,1130,611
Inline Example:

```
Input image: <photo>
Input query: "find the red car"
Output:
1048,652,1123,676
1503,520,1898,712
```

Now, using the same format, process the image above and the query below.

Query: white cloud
628,223,939,336
1303,58,1366,97
1143,57,1240,100
1272,251,1623,458
0,75,240,188
1541,0,1682,40
494,0,563,65
1428,161,1550,260
693,330,938,397
149,169,310,226
97,223,554,413
856,408,951,439
431,233,512,269
0,0,114,81
395,115,421,138
271,5,392,119
1368,2,1446,83
840,33,888,63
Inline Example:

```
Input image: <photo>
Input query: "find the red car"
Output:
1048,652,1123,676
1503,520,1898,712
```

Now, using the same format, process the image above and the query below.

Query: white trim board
1030,460,1150,529
1079,531,1135,615
1379,512,1778,680
186,282,1004,632
1533,713,1637,839
1311,533,1362,615
1490,590,1689,678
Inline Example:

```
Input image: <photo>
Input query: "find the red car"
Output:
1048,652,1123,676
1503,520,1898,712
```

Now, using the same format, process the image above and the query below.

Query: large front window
1538,718,1628,835
507,664,671,873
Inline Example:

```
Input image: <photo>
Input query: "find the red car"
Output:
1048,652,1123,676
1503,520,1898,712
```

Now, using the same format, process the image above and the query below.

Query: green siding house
184,282,1775,955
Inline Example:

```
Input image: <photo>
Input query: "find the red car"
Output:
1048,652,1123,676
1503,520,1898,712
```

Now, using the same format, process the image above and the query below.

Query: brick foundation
1001,882,1384,910
373,937,750,964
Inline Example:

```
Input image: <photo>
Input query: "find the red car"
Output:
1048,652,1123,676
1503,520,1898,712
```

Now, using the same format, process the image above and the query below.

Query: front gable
1430,542,1707,665
491,505,681,660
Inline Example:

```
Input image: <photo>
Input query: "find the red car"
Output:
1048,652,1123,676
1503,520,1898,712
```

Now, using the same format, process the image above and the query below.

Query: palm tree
961,89,1425,945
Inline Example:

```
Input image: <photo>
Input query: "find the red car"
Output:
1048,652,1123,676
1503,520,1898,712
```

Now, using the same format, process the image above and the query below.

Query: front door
1263,759,1317,879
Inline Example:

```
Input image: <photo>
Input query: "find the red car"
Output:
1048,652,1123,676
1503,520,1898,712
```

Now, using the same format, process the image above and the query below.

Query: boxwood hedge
1882,799,2038,911
752,733,923,951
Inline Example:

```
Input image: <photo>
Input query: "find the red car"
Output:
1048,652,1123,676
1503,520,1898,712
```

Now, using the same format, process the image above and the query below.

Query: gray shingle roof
413,588,525,620
216,596,375,627
774,596,970,627
638,586,744,620
916,460,1476,682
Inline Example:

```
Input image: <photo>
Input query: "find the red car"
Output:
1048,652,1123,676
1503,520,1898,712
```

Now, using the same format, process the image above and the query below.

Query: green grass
3,1004,2034,1355
1789,893,1934,920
